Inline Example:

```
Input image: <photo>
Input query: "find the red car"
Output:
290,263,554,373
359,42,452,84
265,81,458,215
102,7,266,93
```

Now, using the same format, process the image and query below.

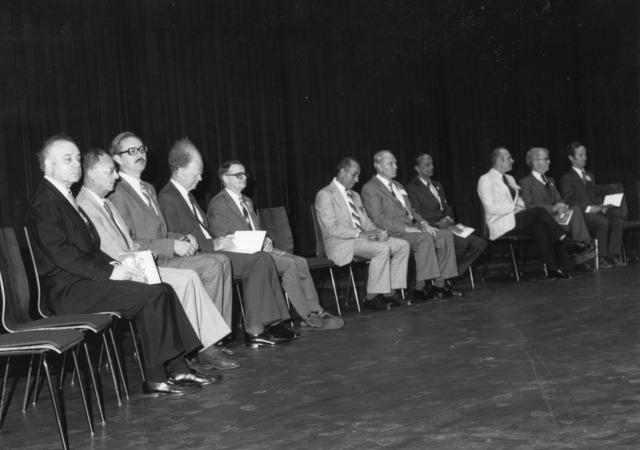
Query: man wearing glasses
109,132,296,349
204,157,344,330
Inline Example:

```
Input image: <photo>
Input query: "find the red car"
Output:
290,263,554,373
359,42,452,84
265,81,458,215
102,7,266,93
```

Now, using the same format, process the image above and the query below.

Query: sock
146,364,167,383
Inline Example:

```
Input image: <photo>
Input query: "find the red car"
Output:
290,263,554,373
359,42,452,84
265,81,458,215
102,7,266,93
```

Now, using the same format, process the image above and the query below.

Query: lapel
371,176,406,209
120,177,159,216
78,187,135,251
413,177,439,206
43,180,99,244
221,190,250,227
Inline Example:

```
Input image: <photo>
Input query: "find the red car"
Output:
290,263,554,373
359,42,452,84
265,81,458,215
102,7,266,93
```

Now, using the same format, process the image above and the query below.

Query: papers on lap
228,230,267,254
118,250,161,284
603,193,624,208
554,209,573,226
448,223,475,239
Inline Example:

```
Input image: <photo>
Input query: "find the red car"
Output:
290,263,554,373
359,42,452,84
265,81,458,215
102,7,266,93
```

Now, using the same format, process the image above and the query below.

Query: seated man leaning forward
315,157,411,311
107,131,295,348
361,150,462,299
477,146,594,279
77,147,239,371
519,147,597,273
28,135,212,396
406,153,487,278
203,156,343,330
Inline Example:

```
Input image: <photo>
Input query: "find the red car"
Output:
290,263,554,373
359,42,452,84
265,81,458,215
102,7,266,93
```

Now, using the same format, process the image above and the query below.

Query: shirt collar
376,174,393,187
83,187,105,206
572,166,585,176
45,176,73,198
417,176,430,186
531,171,545,183
170,178,191,203
332,178,347,194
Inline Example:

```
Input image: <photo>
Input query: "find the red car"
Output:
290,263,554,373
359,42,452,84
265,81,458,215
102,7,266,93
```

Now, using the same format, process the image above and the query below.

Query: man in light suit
406,153,486,277
315,157,411,310
28,135,205,396
108,132,294,349
77,148,238,371
204,155,343,330
361,150,461,298
477,147,593,279
519,147,596,272
560,142,625,268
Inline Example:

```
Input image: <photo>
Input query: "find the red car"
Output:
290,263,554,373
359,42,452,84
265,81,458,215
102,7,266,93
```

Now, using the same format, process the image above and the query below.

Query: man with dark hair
406,153,486,278
108,133,294,348
28,135,207,396
477,147,593,279
77,148,238,371
560,142,625,268
206,156,344,330
519,147,596,272
362,150,462,298
315,157,411,310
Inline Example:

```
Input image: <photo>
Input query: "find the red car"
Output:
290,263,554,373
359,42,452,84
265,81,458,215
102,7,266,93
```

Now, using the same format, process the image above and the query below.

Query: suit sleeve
560,174,587,212
314,190,359,239
207,196,235,238
519,178,553,214
477,174,515,216
361,184,406,234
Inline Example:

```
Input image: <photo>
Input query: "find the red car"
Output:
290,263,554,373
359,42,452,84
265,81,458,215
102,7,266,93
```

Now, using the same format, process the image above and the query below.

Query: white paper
118,250,161,284
449,223,475,239
554,208,573,226
229,230,267,254
603,193,623,207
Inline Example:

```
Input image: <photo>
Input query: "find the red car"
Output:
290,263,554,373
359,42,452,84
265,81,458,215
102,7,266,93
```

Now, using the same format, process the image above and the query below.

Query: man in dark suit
406,153,486,278
108,132,294,348
361,150,462,298
28,135,211,396
519,147,596,272
560,142,625,268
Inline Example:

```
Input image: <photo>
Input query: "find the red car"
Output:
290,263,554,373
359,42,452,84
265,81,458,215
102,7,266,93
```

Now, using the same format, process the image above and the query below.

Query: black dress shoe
574,261,595,273
266,322,300,339
142,379,201,396
412,288,436,302
383,293,410,306
245,331,291,348
565,240,596,257
433,285,464,298
170,371,222,386
362,295,391,310
547,268,572,280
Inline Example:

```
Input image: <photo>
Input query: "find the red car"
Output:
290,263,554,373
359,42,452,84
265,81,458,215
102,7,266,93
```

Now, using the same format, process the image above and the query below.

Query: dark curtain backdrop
1,0,638,255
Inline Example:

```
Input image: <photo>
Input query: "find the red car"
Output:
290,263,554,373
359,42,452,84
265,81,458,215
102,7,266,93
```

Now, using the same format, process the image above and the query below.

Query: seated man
519,147,596,272
202,156,343,330
315,157,411,310
108,132,294,348
477,147,593,279
362,150,462,298
560,142,626,268
28,135,212,396
77,148,239,370
406,153,487,278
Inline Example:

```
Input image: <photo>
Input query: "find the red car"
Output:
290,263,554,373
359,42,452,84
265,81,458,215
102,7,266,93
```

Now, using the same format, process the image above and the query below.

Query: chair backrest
309,205,329,259
0,228,36,332
257,206,295,254
24,227,47,318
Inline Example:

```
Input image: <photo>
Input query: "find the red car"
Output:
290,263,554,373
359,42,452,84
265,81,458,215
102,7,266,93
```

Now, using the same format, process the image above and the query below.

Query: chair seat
11,314,113,334
0,330,84,354
495,234,536,242
304,257,335,270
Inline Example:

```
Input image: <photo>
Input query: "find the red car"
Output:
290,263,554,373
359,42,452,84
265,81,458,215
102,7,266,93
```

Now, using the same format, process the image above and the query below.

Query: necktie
581,170,587,185
240,199,255,230
389,182,412,219
189,194,213,238
139,181,158,214
503,175,516,200
68,190,90,227
103,201,131,249
427,181,443,210
346,191,364,232
541,174,548,186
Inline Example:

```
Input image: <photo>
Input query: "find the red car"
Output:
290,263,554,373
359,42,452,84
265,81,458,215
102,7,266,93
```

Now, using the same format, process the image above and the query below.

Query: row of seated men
28,133,344,397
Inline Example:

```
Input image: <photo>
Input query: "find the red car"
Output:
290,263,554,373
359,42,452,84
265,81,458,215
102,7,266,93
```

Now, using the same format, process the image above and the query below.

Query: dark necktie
503,175,516,200
427,181,443,210
240,199,254,230
541,174,548,186
346,191,364,232
189,194,213,235
103,200,131,249
68,190,90,227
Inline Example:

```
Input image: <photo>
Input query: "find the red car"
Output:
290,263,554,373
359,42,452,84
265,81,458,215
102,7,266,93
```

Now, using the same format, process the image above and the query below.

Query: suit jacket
206,189,262,239
361,176,426,234
519,172,563,215
314,181,378,266
77,186,135,259
27,179,115,309
477,168,524,240
560,168,599,213
405,177,454,224
108,178,182,258
158,181,217,253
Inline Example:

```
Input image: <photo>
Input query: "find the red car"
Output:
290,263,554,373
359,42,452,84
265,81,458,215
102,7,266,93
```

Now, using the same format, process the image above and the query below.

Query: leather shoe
433,285,464,298
245,331,291,348
383,293,410,306
547,268,572,280
362,295,391,310
170,371,222,386
610,256,627,268
266,322,300,340
574,261,595,273
142,379,201,396
411,288,436,302
198,346,240,370
598,257,613,269
565,240,596,257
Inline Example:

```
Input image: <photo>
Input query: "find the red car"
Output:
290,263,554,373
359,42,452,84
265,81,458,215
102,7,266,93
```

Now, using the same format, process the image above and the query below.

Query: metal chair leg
99,334,122,407
348,266,361,312
236,283,248,330
108,329,129,400
0,356,10,430
22,355,35,413
508,241,520,282
83,343,107,423
128,321,145,380
42,355,70,450
71,347,94,436
468,267,475,290
328,268,341,316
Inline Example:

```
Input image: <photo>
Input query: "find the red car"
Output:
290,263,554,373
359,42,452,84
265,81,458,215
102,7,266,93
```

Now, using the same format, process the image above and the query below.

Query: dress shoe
142,379,201,396
411,288,436,302
383,293,410,307
198,346,240,370
598,257,613,269
303,311,345,330
565,240,596,257
610,256,627,268
433,285,464,298
266,322,300,339
574,261,595,273
547,268,572,280
245,331,291,348
170,371,222,386
362,295,391,310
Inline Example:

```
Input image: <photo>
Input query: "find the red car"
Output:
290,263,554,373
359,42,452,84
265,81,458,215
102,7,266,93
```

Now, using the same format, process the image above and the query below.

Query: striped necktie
240,199,254,230
139,181,158,215
346,191,364,232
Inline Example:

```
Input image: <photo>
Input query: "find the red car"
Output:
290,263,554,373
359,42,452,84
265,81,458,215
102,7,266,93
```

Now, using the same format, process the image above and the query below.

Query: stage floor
3,263,640,449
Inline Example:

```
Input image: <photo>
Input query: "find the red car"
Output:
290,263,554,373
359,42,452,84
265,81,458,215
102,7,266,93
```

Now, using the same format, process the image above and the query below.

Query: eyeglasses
117,145,148,156
224,172,249,180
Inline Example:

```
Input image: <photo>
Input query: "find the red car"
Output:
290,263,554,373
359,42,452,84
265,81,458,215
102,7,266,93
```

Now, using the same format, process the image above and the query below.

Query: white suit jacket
477,168,525,240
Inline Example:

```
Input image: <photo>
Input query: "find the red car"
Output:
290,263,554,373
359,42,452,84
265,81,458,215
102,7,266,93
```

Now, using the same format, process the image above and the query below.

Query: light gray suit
315,180,410,294
77,186,231,347
361,176,458,283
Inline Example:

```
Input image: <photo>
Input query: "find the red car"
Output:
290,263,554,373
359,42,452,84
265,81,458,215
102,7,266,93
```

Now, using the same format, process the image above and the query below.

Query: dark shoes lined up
362,283,464,311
